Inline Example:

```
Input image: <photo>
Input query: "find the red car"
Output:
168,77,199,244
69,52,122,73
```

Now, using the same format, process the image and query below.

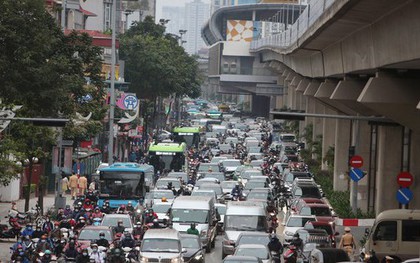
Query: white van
170,196,218,253
363,209,420,262
140,228,184,262
222,201,268,258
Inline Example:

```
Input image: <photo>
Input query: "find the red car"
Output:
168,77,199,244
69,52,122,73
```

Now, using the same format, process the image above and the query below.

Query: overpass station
204,0,420,215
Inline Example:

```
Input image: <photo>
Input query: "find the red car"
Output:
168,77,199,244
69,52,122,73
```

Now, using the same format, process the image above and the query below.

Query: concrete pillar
376,125,403,214
334,118,351,191
303,81,321,132
321,107,337,170
409,132,420,209
354,121,371,212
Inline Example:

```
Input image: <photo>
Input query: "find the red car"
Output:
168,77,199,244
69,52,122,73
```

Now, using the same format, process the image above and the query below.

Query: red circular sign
349,155,364,168
397,172,414,188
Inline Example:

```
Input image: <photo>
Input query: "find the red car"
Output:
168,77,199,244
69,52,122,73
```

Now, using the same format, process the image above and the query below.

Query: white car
282,215,317,245
234,244,272,263
151,201,172,223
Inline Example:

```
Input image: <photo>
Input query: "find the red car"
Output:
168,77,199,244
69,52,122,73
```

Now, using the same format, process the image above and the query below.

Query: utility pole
61,0,66,31
350,117,360,214
108,0,117,164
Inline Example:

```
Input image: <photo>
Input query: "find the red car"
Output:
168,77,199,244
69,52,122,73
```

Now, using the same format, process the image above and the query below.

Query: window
373,221,397,241
402,220,420,242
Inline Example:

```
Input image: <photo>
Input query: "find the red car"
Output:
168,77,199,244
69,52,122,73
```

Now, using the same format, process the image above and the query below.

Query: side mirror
182,248,187,253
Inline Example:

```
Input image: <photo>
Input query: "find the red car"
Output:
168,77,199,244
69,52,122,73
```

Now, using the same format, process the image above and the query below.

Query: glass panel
373,221,397,241
402,220,420,241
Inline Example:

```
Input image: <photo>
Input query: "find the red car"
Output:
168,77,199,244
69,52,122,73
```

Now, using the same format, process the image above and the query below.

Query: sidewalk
0,194,72,223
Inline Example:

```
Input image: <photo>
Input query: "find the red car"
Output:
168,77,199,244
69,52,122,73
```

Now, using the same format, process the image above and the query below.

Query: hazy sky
156,0,211,21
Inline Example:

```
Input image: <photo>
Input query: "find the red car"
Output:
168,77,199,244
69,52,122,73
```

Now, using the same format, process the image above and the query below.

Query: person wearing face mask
42,217,54,234
37,235,53,252
75,217,86,231
63,205,73,217
64,239,79,259
89,243,105,263
76,248,90,263
54,239,66,258
21,224,34,238
100,200,111,214
96,232,109,248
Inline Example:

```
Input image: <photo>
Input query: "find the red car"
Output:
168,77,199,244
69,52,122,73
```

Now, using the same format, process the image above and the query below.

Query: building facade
185,0,210,55
162,6,185,36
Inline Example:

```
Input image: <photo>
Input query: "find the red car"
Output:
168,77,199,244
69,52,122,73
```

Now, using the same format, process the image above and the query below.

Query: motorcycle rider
117,204,126,214
38,249,53,263
290,233,303,252
121,231,135,248
186,223,199,235
126,201,134,213
114,219,125,234
96,232,109,248
150,219,161,229
76,248,90,263
42,217,54,234
21,224,34,238
75,216,86,231
37,235,53,252
64,239,79,259
231,183,243,200
108,247,125,263
267,234,283,262
32,225,45,239
89,243,105,263
100,200,111,214
86,190,98,204
63,205,73,217
91,207,103,219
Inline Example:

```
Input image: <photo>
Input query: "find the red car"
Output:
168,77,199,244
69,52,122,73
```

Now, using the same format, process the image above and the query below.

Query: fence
250,0,337,50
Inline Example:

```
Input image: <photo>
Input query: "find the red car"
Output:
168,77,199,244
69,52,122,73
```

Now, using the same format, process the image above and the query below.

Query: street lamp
159,19,170,25
179,29,187,47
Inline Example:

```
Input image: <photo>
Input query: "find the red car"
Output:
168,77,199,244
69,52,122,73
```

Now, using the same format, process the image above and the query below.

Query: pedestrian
61,173,69,195
338,227,357,261
69,173,78,200
78,174,88,195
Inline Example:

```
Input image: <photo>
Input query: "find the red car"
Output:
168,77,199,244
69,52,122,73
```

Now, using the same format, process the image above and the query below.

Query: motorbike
231,192,246,201
0,222,20,239
122,247,139,262
269,212,278,232
283,245,298,263
270,250,281,263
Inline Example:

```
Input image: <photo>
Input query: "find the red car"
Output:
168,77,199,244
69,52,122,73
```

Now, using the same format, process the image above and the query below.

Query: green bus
148,142,187,172
173,126,202,148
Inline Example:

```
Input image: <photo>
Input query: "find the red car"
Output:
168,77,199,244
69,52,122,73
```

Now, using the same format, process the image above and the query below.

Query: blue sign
349,168,364,182
396,188,413,205
123,95,139,110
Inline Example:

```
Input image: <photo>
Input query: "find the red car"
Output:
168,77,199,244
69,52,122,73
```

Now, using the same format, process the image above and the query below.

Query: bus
206,110,223,119
172,126,202,148
97,163,154,208
148,142,187,172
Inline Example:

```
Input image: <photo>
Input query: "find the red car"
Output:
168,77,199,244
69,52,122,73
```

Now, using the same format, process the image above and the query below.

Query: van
363,209,420,262
170,196,218,252
139,228,184,262
222,201,268,258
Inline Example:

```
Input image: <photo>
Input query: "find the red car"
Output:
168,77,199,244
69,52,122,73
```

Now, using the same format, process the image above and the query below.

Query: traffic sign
396,188,413,205
349,168,364,182
397,172,414,188
349,155,364,168
123,95,139,110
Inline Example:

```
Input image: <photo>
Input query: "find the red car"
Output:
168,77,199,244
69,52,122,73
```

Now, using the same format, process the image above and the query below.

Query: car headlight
171,258,181,263
140,257,148,263
136,209,141,213
285,231,294,236
194,254,203,260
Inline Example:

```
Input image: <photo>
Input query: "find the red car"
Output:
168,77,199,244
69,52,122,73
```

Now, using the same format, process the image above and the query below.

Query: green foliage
22,184,37,195
323,146,335,172
121,16,202,100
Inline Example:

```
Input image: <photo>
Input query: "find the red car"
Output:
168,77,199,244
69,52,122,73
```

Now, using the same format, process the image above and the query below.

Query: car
191,189,218,202
246,189,273,204
155,178,181,190
221,180,238,195
250,160,264,168
195,178,220,187
202,172,225,183
304,221,339,247
220,159,242,178
211,156,228,164
402,259,420,263
223,255,263,263
291,185,323,200
101,214,133,233
140,228,184,262
296,228,331,247
151,201,172,223
298,204,335,224
244,179,268,194
236,232,273,248
198,183,225,202
282,215,317,244
282,172,313,190
197,163,220,176
240,169,263,182
143,189,175,207
180,234,205,263
77,225,115,248
167,172,188,182
309,247,350,263
234,244,272,263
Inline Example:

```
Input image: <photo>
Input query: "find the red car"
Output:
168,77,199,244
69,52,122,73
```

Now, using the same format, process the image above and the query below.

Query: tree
121,16,202,100
0,0,105,210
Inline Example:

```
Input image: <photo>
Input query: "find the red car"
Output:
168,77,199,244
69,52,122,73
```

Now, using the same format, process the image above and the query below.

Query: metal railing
250,0,337,51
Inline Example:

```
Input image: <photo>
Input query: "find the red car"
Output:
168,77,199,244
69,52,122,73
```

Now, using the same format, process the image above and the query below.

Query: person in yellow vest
339,227,357,261
69,173,79,200
78,175,88,195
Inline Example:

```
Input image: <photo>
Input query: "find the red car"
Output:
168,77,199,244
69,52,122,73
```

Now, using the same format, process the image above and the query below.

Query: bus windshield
99,172,144,198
